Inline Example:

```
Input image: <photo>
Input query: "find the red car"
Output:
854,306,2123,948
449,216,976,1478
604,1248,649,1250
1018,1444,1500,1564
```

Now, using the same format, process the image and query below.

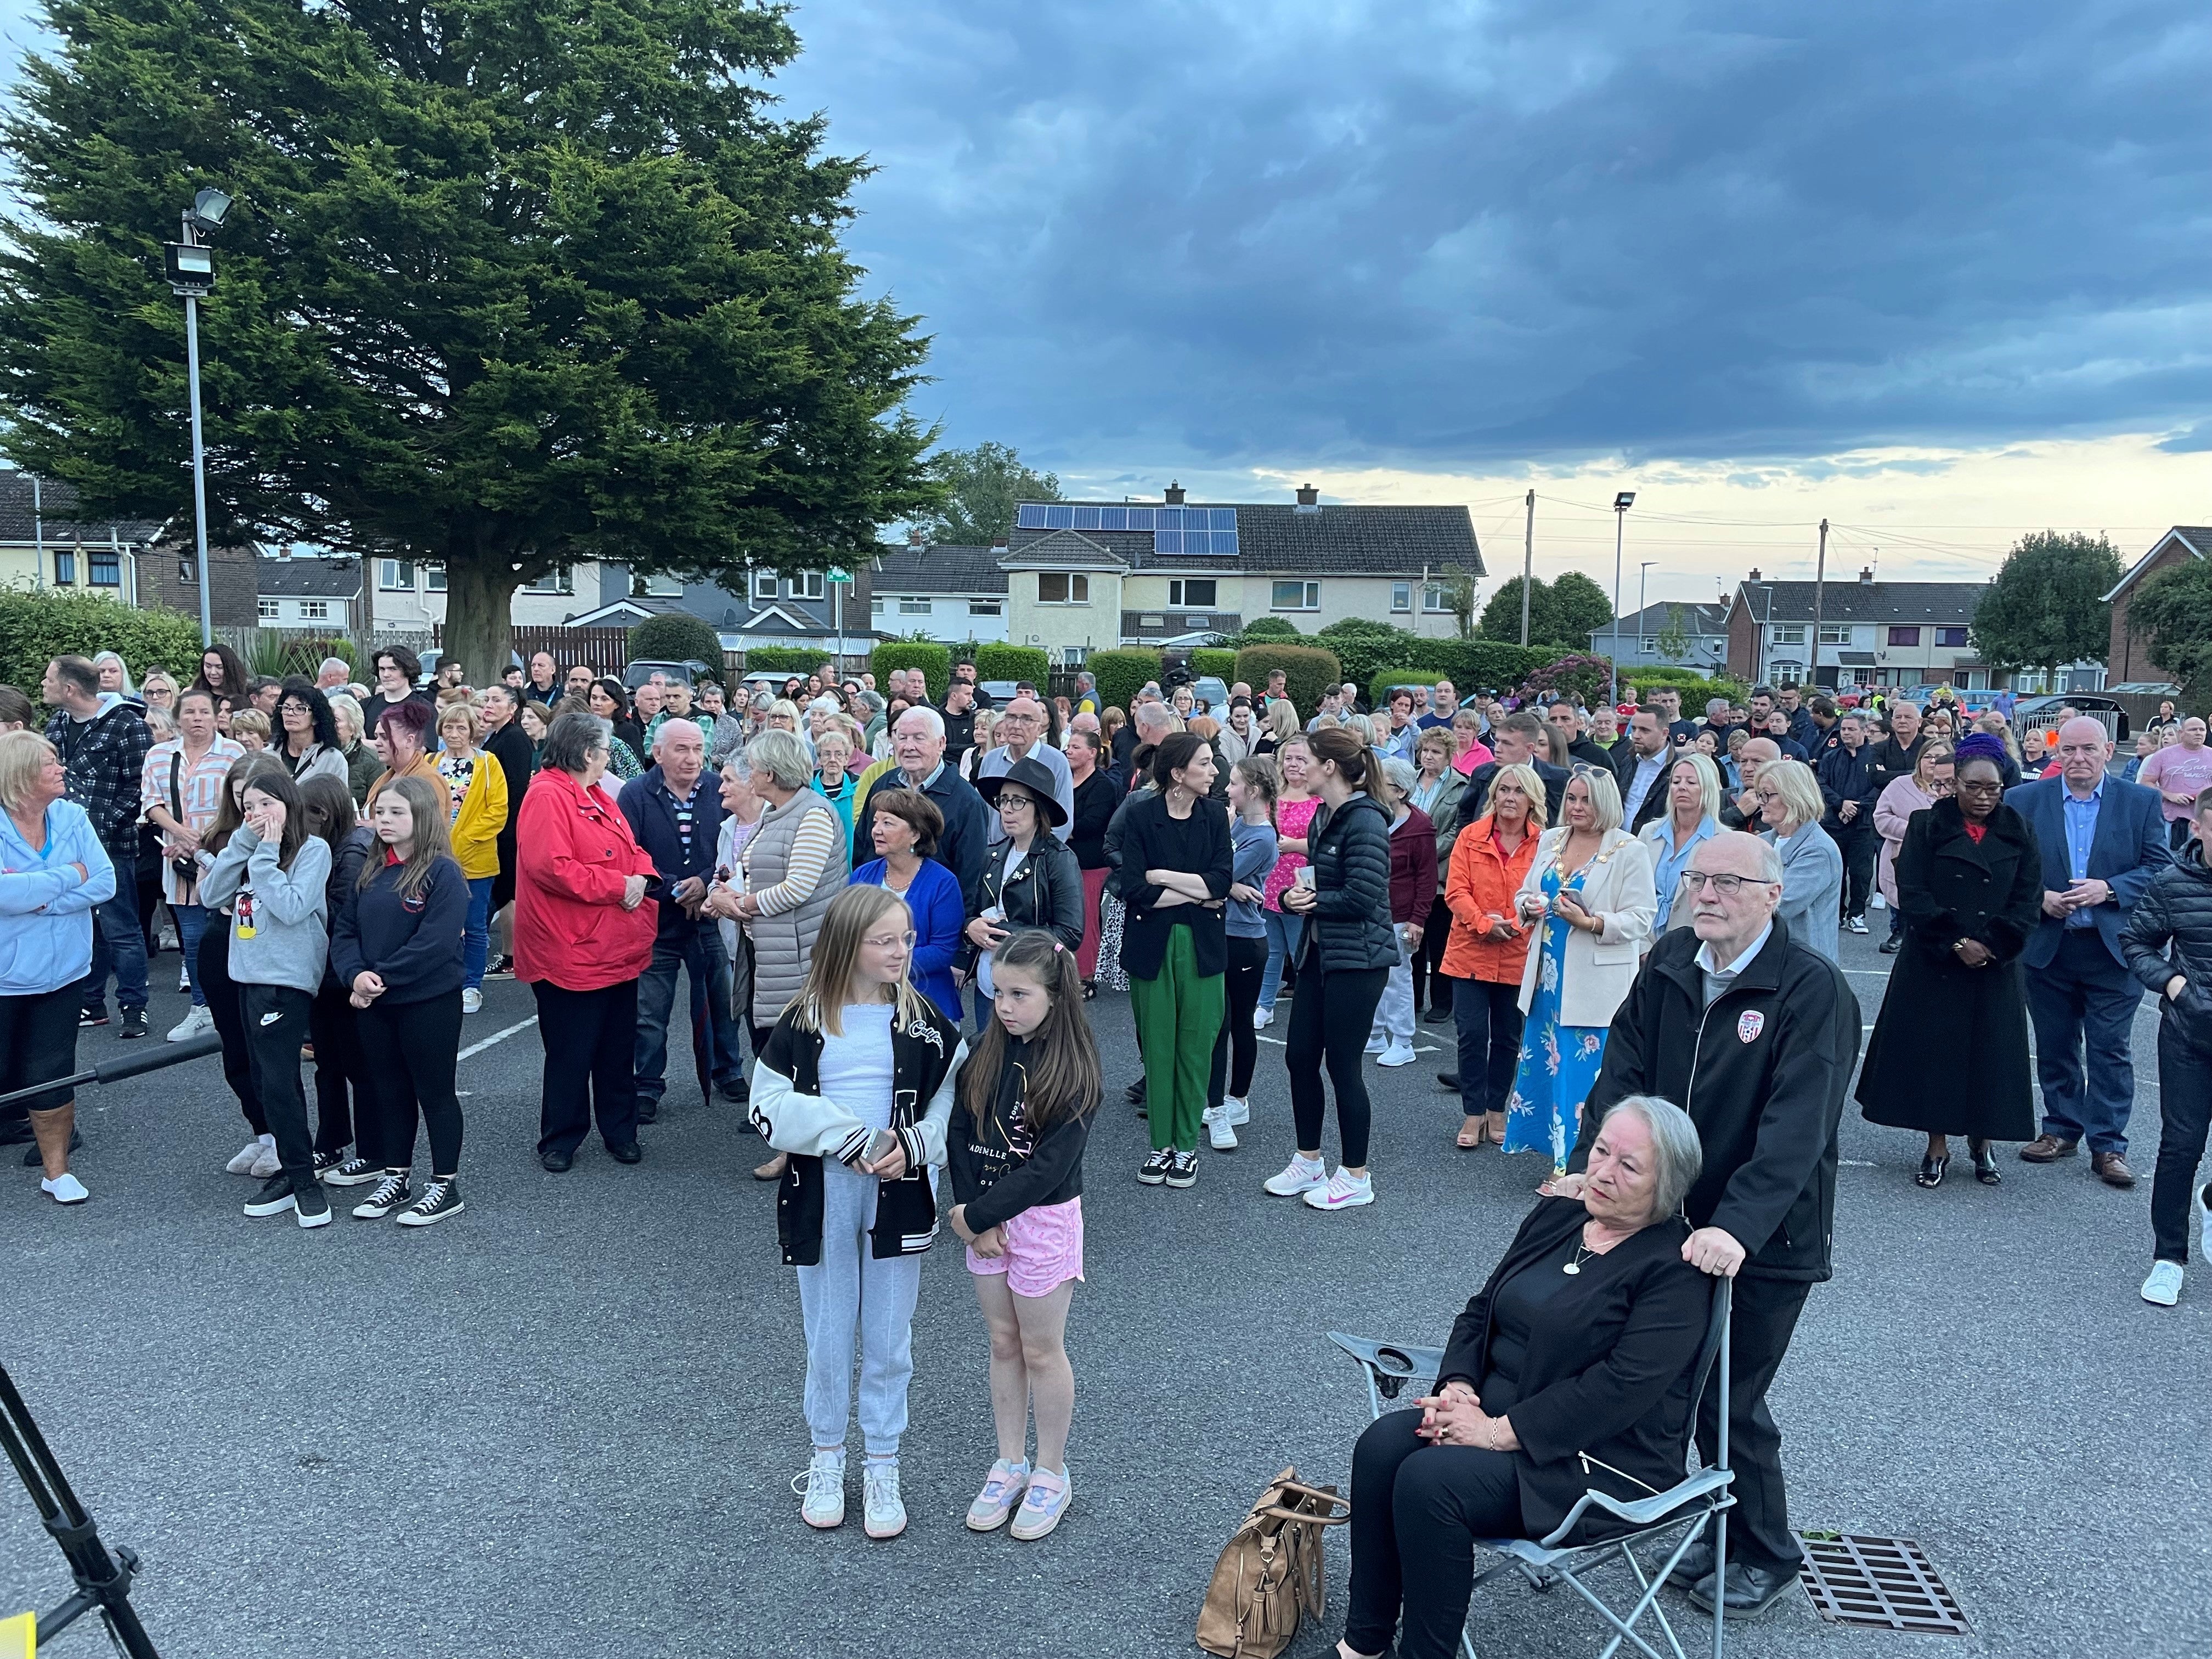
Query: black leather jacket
2123,837,2212,1045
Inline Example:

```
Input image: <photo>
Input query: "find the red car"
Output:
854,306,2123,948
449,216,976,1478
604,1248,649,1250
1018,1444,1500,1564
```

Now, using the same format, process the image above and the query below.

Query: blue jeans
81,869,148,1012
173,902,211,1006
2023,929,2143,1155
634,921,744,1104
1259,908,1306,1013
462,876,494,990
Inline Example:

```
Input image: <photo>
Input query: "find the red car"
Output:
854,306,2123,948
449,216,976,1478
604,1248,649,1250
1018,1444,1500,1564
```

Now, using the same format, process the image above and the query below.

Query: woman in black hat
961,757,1085,1024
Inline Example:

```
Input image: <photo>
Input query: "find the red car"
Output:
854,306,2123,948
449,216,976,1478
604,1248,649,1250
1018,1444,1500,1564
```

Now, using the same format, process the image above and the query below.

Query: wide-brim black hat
975,755,1069,827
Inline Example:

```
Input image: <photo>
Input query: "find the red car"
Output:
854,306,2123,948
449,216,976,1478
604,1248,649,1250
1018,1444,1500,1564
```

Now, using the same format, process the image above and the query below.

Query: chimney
1747,567,1761,583
1295,482,1319,508
1163,481,1186,506
1858,566,1874,584
991,535,1008,549
907,528,924,546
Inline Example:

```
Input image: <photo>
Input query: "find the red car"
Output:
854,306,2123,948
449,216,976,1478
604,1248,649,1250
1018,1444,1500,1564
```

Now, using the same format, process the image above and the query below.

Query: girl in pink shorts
946,932,1101,1543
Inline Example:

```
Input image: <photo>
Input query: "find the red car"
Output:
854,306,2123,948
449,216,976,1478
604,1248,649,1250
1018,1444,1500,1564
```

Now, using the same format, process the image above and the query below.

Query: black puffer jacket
2123,837,2212,1048
1297,791,1398,974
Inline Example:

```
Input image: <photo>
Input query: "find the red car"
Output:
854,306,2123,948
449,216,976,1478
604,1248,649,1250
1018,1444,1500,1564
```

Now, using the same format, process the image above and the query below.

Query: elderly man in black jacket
1557,829,1860,1617
1816,711,1881,933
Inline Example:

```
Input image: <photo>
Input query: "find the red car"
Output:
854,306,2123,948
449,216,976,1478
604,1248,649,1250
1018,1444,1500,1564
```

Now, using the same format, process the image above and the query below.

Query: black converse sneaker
242,1173,299,1217
1166,1150,1200,1189
350,1171,413,1220
321,1155,379,1187
396,1177,464,1227
293,1182,331,1228
1137,1149,1173,1186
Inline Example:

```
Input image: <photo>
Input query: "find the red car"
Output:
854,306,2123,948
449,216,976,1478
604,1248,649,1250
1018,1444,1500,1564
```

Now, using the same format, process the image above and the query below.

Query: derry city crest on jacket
1737,1010,1765,1043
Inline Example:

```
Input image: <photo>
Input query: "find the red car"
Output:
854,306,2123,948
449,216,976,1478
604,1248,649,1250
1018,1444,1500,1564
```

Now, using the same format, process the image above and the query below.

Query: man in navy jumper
618,719,745,1117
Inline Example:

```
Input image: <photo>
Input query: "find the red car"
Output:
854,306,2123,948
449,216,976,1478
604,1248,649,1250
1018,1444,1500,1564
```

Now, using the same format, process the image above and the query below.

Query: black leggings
240,983,314,1187
1284,963,1389,1166
1453,977,1525,1120
1344,1409,1527,1659
359,992,465,1174
309,981,369,1157
197,922,264,1135
1208,934,1268,1108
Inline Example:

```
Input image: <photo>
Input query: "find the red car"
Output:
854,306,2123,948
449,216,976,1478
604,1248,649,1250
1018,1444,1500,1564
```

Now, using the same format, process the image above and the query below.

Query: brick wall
1726,602,1760,680
2107,540,2192,683
138,536,260,627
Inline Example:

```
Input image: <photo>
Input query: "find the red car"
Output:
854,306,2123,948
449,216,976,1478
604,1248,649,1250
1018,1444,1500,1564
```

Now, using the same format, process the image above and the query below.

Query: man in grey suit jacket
2006,717,2171,1186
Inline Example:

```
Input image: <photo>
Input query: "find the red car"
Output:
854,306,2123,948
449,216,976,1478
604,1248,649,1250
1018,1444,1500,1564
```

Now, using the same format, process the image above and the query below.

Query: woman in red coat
515,712,660,1172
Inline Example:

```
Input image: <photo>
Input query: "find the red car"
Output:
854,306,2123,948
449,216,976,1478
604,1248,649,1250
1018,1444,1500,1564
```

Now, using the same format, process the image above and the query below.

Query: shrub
1619,670,1751,710
970,644,1051,686
0,589,204,699
1234,644,1341,718
741,645,825,674
1348,640,1557,703
1314,618,1421,686
1190,648,1239,683
629,612,724,670
1523,653,1618,708
1085,648,1163,715
870,640,951,701
1237,616,1301,640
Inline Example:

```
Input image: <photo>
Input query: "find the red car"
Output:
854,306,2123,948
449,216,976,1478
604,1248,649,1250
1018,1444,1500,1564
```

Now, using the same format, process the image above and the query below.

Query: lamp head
1613,491,1637,511
184,187,233,234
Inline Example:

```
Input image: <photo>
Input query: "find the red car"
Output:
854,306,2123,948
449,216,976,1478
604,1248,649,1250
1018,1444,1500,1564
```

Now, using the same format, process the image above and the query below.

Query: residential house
998,483,1482,664
369,554,599,635
0,472,230,614
1589,601,1731,674
2102,526,2207,686
257,555,364,629
562,562,874,654
867,537,1008,644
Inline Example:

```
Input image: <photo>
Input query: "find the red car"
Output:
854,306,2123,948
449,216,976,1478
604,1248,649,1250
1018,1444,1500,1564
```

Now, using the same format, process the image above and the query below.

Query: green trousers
1128,926,1226,1153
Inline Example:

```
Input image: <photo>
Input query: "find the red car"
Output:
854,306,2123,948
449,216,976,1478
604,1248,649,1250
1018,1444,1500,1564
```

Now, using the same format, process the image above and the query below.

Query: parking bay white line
459,1015,538,1062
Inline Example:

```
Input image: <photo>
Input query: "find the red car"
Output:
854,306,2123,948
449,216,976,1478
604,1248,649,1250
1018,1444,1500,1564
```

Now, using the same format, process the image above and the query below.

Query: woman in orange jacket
1438,763,1545,1149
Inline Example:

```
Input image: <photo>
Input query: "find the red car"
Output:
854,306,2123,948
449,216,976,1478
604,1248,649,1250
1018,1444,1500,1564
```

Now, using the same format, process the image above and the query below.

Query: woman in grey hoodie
199,768,332,1227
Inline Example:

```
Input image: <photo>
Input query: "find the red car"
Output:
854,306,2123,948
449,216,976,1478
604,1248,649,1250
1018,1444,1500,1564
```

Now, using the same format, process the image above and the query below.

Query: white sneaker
1363,1035,1387,1056
1263,1154,1327,1196
1252,1005,1273,1031
1221,1094,1250,1127
794,1448,845,1528
249,1137,281,1179
862,1459,906,1539
2197,1182,2212,1257
2142,1260,2185,1307
177,967,192,993
167,1005,215,1043
224,1138,266,1175
1378,1043,1417,1068
1205,1107,1239,1151
1304,1167,1375,1211
461,988,483,1014
41,1173,88,1205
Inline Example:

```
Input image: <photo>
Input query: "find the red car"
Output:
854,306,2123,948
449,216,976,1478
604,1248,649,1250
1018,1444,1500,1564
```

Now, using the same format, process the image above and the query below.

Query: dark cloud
778,0,2209,469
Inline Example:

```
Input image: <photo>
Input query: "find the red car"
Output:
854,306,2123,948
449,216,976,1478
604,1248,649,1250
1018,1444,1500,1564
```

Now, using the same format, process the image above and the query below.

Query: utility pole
1518,489,1534,647
1638,561,1655,663
1810,517,1829,692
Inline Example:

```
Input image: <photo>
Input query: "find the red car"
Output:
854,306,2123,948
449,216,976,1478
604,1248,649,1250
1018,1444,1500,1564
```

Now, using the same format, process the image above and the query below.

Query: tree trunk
443,552,517,688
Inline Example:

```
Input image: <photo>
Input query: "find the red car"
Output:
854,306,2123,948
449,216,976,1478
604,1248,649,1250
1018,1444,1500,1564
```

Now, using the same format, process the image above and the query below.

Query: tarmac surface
5,919,2208,1658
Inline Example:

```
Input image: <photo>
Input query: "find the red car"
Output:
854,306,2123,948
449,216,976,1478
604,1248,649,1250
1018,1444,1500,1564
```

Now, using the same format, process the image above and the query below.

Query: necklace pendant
1561,1261,1581,1276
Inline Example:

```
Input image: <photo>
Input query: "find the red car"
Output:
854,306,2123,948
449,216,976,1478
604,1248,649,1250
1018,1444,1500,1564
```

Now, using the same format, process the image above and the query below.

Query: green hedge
870,640,951,701
1348,640,1561,700
1618,670,1751,708
1085,648,1162,715
629,612,724,669
0,590,204,700
1191,648,1239,683
970,644,1051,686
741,645,825,674
1237,617,1302,640
1234,644,1341,718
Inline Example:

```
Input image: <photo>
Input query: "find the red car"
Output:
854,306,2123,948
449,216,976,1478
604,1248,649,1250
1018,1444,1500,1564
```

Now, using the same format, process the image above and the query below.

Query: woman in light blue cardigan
0,731,117,1204
1752,758,1844,962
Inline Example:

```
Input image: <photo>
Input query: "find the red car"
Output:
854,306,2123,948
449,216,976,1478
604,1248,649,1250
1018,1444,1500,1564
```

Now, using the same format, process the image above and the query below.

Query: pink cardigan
1872,775,1938,907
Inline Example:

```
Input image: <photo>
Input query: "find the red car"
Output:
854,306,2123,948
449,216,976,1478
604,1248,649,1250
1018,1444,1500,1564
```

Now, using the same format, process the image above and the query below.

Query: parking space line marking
460,1015,538,1062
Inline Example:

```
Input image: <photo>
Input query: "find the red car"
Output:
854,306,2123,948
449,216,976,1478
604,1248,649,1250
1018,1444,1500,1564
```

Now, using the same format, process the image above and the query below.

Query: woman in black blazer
962,757,1086,1010
1339,1096,1711,1659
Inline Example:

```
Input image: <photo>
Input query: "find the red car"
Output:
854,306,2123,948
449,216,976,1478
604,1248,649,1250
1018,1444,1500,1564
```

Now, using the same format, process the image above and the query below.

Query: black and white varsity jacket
749,997,967,1266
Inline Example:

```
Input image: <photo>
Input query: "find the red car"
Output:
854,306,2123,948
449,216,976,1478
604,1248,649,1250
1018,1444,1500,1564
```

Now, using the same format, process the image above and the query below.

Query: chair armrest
1537,1467,1736,1549
1328,1332,1449,1396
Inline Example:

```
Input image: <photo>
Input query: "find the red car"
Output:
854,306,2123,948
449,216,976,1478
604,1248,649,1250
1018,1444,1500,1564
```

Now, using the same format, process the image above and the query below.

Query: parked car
416,647,522,687
622,658,713,690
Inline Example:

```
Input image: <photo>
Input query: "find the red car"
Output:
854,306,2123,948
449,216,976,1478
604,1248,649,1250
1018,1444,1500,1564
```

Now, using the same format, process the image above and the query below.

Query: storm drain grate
1797,1534,1971,1635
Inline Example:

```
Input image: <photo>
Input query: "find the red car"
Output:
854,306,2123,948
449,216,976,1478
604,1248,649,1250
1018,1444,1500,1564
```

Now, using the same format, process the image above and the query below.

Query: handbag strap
169,748,185,822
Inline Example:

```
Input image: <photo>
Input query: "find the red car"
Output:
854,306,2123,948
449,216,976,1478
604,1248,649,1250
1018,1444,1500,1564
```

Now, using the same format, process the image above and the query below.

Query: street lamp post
163,188,232,647
1638,560,1656,666
1609,491,1635,707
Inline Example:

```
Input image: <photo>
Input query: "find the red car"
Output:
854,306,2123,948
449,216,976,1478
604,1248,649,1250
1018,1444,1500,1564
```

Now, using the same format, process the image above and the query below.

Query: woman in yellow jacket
433,702,509,1012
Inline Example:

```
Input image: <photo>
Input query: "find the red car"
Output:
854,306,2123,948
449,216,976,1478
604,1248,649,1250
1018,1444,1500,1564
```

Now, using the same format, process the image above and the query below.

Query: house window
425,563,446,592
1272,579,1320,611
88,550,120,587
1061,647,1088,667
258,598,280,620
1638,638,1658,656
1037,573,1090,605
753,570,778,601
301,600,330,621
794,571,825,600
1816,624,1849,645
1770,624,1804,645
631,571,681,597
870,596,885,617
178,560,195,583
1936,626,1969,647
969,599,1002,617
1769,660,1804,683
1167,579,1217,608
1391,582,1412,613
1423,584,1449,612
53,549,75,584
1887,627,1920,647
523,568,574,595
898,597,931,615
379,558,414,590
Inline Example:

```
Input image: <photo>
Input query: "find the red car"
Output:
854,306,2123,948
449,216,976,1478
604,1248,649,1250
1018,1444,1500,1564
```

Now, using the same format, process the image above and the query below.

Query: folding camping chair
1327,1277,1734,1659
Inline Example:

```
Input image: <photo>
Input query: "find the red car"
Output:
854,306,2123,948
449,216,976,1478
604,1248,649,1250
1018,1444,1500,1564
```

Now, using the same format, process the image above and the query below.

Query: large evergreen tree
1970,531,2124,674
0,0,938,678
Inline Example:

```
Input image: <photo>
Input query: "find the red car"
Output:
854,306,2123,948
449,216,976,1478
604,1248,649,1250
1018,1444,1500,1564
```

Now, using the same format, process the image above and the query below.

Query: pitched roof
0,473,164,546
1599,600,1729,635
870,542,1008,595
2102,526,2209,602
1725,579,1985,627
1005,500,1482,577
997,529,1129,572
257,556,362,599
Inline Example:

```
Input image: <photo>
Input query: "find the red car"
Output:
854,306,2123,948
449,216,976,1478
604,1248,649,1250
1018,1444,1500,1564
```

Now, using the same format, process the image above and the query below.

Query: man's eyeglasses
1678,871,1780,897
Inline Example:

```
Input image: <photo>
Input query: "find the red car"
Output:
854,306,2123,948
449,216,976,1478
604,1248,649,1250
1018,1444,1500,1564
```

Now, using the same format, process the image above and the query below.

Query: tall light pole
163,187,232,647
1519,489,1534,647
1609,490,1635,707
1638,560,1656,665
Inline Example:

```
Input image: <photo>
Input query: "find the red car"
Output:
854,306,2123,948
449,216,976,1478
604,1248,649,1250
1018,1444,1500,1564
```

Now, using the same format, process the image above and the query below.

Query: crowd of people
4,640,2208,1623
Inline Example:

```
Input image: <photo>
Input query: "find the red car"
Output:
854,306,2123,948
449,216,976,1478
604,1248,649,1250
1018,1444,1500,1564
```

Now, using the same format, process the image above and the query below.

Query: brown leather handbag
1196,1467,1351,1658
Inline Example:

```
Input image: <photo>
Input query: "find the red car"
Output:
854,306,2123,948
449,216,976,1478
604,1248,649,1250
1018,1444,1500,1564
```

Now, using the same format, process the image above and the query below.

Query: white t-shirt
818,1003,896,1131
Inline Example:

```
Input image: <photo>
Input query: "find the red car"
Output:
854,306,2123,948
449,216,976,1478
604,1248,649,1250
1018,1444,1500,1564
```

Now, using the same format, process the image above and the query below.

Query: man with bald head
2007,715,2170,1186
1560,828,1857,1616
1722,737,1781,832
975,694,1074,843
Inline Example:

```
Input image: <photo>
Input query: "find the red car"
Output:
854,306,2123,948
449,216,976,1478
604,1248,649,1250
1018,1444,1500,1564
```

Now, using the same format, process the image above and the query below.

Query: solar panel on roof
1209,509,1236,531
1127,507,1155,529
1015,504,1049,529
1073,505,1103,529
1043,504,1073,529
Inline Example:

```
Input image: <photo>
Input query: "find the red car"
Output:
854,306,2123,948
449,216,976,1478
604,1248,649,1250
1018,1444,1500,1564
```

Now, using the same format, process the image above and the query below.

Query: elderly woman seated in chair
1338,1096,1708,1659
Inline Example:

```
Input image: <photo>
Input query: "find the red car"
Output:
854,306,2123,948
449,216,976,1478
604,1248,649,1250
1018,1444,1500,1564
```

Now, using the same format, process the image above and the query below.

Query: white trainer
1263,1154,1327,1197
794,1448,846,1528
1378,1043,1417,1068
248,1139,281,1179
167,1005,215,1043
225,1137,267,1176
1304,1167,1375,1211
1221,1094,1250,1127
2197,1182,2212,1257
461,988,483,1014
41,1173,89,1205
862,1459,906,1539
1252,1005,1273,1031
2142,1260,2184,1307
1363,1035,1387,1056
1205,1107,1239,1152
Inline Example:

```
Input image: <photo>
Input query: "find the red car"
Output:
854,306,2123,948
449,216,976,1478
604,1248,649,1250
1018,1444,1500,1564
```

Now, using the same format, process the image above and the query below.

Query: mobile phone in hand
862,1128,900,1169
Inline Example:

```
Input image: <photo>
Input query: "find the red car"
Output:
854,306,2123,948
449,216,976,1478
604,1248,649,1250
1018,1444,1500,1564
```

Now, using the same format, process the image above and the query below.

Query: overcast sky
4,0,2205,595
